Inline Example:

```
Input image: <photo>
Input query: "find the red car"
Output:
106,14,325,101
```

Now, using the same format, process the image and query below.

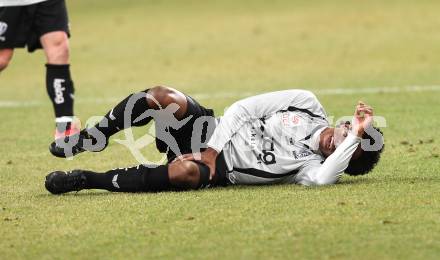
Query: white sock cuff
55,116,74,123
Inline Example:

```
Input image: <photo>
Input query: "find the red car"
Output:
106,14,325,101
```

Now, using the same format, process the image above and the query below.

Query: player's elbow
310,176,339,186
304,169,342,186
297,176,337,186
313,179,337,186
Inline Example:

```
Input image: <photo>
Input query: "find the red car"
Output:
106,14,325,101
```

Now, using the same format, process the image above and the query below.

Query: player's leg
49,86,191,158
41,31,75,133
94,86,190,138
0,48,14,71
41,31,69,64
0,6,24,72
35,0,77,139
45,159,211,194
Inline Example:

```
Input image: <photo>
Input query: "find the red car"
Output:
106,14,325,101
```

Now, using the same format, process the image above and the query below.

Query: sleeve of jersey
295,133,361,186
207,90,326,152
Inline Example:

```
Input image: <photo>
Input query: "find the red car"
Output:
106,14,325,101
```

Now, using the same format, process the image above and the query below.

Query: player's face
320,123,363,159
319,123,350,157
319,128,337,157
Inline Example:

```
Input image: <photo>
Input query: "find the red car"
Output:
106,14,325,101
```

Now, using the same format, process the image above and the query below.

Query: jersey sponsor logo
249,126,257,149
257,137,276,165
292,149,313,159
281,112,300,127
0,22,7,41
53,78,66,104
247,123,278,165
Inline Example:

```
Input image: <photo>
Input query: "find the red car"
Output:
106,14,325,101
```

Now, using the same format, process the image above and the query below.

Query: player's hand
175,147,219,180
352,101,374,137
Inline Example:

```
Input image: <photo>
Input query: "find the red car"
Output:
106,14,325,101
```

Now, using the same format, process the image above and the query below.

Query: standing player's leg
0,6,22,72
36,0,78,139
41,31,77,139
0,48,14,71
45,159,212,194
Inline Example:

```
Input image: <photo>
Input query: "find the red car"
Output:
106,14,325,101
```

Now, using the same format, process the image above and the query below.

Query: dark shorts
0,0,70,52
155,95,229,187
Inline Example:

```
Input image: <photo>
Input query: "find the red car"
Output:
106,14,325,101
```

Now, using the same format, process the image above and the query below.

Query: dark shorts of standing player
0,0,69,52
0,0,78,139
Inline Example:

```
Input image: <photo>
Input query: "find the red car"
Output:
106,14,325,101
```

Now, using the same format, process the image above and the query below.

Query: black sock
93,90,152,139
46,64,74,118
195,162,211,189
83,164,171,192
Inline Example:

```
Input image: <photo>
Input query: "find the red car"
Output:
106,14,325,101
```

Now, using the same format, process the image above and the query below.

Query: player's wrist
355,129,364,138
351,125,364,138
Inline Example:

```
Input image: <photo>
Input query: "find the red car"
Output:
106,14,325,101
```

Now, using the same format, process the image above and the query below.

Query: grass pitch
1,0,440,259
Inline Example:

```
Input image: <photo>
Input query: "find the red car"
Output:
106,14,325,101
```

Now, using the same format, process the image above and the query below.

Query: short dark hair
345,127,384,176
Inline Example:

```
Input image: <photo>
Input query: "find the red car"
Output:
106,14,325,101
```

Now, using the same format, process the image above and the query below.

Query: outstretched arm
296,133,360,185
296,102,373,186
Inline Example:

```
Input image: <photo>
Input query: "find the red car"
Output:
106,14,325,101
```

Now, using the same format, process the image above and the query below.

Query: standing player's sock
83,164,171,192
46,64,76,136
92,90,152,139
54,117,80,139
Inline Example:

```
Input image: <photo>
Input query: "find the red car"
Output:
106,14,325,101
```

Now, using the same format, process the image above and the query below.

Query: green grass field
1,0,440,259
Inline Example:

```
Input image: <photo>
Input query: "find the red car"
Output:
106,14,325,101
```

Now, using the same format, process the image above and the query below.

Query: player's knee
168,160,200,190
44,35,70,64
147,86,188,118
147,86,177,109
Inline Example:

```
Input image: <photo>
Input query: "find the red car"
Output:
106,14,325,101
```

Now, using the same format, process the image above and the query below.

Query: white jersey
207,90,361,186
0,0,47,7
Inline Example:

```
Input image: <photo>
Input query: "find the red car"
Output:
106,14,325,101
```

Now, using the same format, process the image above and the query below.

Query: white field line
1,85,440,108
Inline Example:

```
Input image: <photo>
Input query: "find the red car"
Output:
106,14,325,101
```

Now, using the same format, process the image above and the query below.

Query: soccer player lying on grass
45,86,384,194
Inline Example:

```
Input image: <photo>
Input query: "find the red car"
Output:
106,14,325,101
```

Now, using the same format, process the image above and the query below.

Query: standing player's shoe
54,118,81,140
45,170,87,194
49,129,108,158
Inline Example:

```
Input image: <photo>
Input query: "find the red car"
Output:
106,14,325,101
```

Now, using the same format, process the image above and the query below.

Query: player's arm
295,102,373,186
296,133,361,185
